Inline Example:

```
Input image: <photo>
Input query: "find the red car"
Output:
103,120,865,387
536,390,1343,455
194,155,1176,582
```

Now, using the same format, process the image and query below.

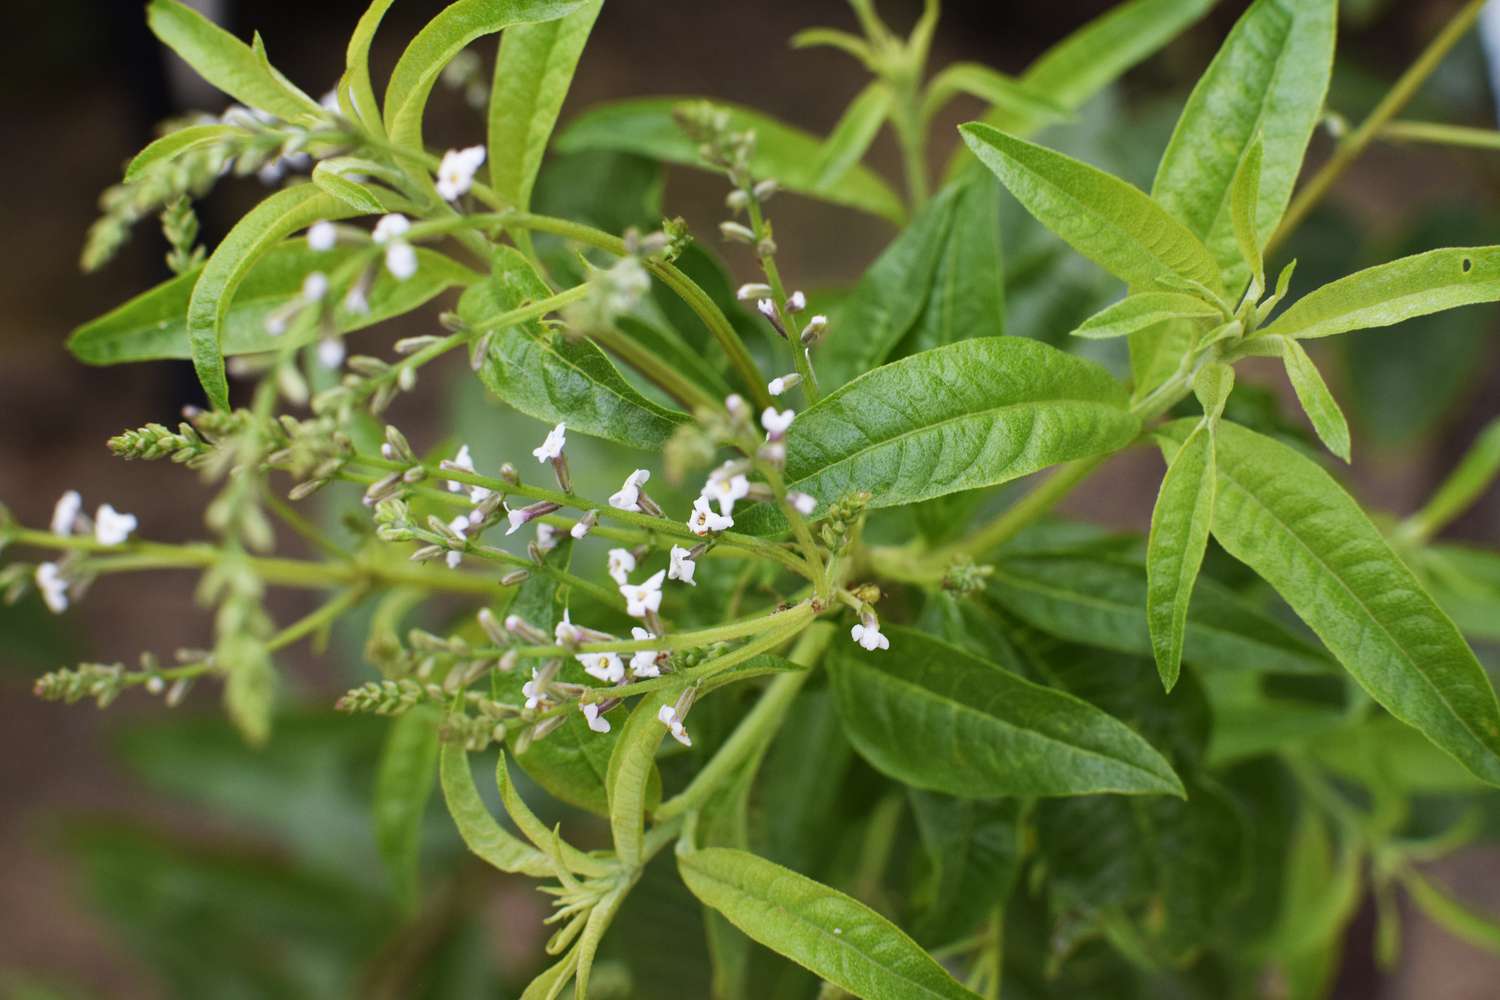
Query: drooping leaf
1072,291,1220,340
1279,335,1352,461
463,247,689,449
1146,423,1216,691
678,847,981,1000
1160,419,1500,785
812,81,893,190
828,626,1184,798
437,741,553,877
373,706,440,908
556,97,906,223
960,124,1224,295
1151,0,1335,290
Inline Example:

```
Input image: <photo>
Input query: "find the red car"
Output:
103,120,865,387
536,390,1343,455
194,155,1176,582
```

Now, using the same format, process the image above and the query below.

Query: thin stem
268,586,369,652
743,198,822,403
264,492,349,560
501,601,815,661
1380,119,1500,152
1268,0,1487,256
586,323,721,412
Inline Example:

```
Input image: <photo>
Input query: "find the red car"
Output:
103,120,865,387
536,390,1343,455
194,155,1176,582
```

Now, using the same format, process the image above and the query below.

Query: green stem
586,323,721,412
743,198,822,403
1268,0,1487,256
502,601,815,661
1379,119,1500,152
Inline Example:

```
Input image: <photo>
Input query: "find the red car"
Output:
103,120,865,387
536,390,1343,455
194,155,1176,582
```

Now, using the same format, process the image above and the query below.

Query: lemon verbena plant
11,0,1500,995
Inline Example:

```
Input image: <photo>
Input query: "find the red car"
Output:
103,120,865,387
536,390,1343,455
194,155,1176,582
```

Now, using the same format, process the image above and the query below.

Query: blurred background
2,0,1499,997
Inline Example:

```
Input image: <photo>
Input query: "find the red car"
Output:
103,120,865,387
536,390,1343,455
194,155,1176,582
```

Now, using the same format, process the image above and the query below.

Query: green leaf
828,626,1184,798
125,125,238,182
555,97,906,223
758,338,1138,527
678,846,981,1000
1259,246,1500,340
906,792,1021,947
437,741,554,877
812,82,893,190
1072,291,1221,340
1146,424,1216,691
605,688,674,869
897,175,1006,357
1423,545,1500,643
1404,869,1500,955
922,63,1067,129
373,706,440,908
147,0,322,125
464,247,689,449
1409,417,1500,540
1193,360,1236,422
1230,138,1266,295
984,554,1335,676
383,0,585,150
342,0,397,133
495,752,613,877
222,638,276,747
960,123,1224,295
70,244,477,366
1279,336,1352,461
488,0,602,215
310,161,387,215
1151,0,1335,290
1160,419,1500,785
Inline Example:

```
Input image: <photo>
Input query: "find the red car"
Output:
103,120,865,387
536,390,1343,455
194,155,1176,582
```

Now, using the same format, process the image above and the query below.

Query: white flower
761,407,795,437
788,491,817,516
725,394,747,417
505,505,530,535
608,469,651,511
372,214,411,243
620,569,666,618
307,220,337,251
447,445,476,493
316,337,345,370
578,651,625,684
768,375,795,396
535,522,558,553
803,314,829,339
702,471,750,516
385,241,417,281
851,622,890,652
94,504,138,546
302,272,328,302
787,290,806,312
319,89,341,114
555,609,582,646
629,627,662,677
445,515,469,569
607,547,637,585
581,702,611,734
756,298,777,321
736,282,772,301
435,145,486,201
51,490,82,536
35,562,68,614
344,285,370,315
570,515,593,540
668,545,697,586
522,668,546,710
532,422,567,463
687,496,733,536
657,704,692,747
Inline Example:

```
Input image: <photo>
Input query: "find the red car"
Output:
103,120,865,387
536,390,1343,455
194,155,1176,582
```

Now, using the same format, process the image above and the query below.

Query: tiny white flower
319,89,341,114
620,568,666,618
307,220,337,251
578,651,625,684
94,504,138,546
146,675,166,695
736,282,772,301
535,522,558,553
445,550,462,569
372,214,411,244
569,516,592,540
435,145,486,201
787,290,806,312
756,298,777,321
385,241,417,281
668,545,697,586
725,393,747,417
445,515,469,569
35,562,68,614
687,496,733,536
761,407,795,437
505,505,530,535
316,336,345,370
657,704,692,747
555,609,582,647
608,469,651,511
788,491,817,516
344,285,370,315
851,622,890,652
607,547,637,585
447,445,476,493
522,668,546,710
302,272,328,302
532,422,567,463
51,490,82,536
629,627,662,677
581,701,611,734
703,472,750,516
803,314,829,338
768,377,787,396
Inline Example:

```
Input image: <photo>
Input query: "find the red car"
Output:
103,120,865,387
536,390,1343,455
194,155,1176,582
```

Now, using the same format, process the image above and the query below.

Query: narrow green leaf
1151,0,1335,289
1073,291,1221,340
1279,336,1352,461
463,247,689,449
922,63,1067,129
1193,361,1236,423
437,741,554,877
812,81,893,190
310,161,387,215
1230,138,1266,294
125,125,238,182
1409,417,1500,539
555,97,906,223
1260,247,1500,340
495,752,613,877
829,626,1184,798
960,123,1224,294
1404,869,1500,955
678,847,982,1000
1146,424,1216,691
383,0,585,150
897,174,1006,357
790,27,876,68
1421,545,1500,643
520,950,578,1000
488,0,603,213
147,0,323,125
343,0,397,134
1160,420,1500,785
373,706,440,908
605,688,674,869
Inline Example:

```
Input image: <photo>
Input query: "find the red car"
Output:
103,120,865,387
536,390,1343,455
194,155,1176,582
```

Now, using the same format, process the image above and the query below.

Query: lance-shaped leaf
678,846,982,1000
812,81,893,190
383,0,585,150
463,247,689,450
1259,246,1500,340
605,688,675,869
1151,0,1335,289
342,0,397,133
922,64,1067,130
125,125,239,182
1408,417,1500,539
488,1,602,213
1073,291,1221,340
1159,419,1500,785
1146,423,1216,691
373,706,440,908
496,752,613,877
310,161,386,215
1404,869,1500,955
70,244,477,365
556,97,906,223
960,124,1224,295
1230,138,1266,295
828,627,1184,798
147,0,323,125
438,741,554,877
760,338,1138,527
1279,336,1352,461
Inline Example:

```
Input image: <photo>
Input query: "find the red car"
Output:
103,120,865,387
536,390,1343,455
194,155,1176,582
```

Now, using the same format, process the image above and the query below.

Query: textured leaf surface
1073,291,1220,339
125,125,238,182
1280,336,1351,461
679,847,981,1000
829,627,1183,798
1161,420,1500,785
556,97,906,222
898,175,1005,358
605,688,673,868
438,742,553,877
1146,424,1216,690
342,0,397,132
